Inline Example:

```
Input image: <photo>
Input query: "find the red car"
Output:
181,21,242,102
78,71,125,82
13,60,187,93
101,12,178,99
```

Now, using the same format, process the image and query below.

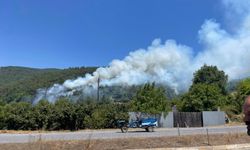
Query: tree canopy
181,84,225,112
130,83,170,114
0,98,129,130
192,64,228,94
0,66,97,103
181,65,228,112
223,78,250,115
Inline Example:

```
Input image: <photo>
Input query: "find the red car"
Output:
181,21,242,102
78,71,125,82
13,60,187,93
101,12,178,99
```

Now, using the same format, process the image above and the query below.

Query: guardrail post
206,128,210,145
177,123,180,136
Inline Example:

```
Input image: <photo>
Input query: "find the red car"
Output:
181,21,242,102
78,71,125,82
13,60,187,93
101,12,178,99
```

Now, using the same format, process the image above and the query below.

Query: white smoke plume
34,0,250,103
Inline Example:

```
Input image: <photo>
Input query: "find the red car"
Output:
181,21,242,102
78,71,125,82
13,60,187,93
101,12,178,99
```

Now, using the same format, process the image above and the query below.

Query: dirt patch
0,133,250,150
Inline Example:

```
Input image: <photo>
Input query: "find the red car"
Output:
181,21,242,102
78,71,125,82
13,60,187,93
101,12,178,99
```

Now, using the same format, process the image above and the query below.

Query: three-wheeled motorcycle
118,118,158,133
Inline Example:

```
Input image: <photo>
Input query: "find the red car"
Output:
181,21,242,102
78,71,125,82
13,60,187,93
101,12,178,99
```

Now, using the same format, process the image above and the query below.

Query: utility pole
45,87,48,100
97,77,100,101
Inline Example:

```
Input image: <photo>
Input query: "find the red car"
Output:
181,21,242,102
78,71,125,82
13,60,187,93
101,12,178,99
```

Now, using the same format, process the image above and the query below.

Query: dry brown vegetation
0,133,250,150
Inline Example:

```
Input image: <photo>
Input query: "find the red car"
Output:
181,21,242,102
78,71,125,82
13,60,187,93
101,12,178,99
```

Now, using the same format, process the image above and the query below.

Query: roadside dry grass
0,133,250,150
0,128,117,134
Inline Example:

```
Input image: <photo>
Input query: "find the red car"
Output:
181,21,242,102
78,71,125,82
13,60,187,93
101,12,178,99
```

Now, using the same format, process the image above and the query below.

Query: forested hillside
0,66,178,103
0,66,247,105
0,66,97,103
0,65,249,130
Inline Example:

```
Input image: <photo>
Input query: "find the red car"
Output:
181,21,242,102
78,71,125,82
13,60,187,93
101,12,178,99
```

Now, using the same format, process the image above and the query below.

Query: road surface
0,125,247,144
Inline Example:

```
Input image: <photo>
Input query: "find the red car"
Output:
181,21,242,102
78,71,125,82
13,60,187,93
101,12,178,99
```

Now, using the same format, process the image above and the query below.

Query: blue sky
0,0,223,68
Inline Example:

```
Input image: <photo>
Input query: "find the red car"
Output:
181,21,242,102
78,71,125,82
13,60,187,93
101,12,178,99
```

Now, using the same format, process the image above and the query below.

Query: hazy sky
0,0,223,68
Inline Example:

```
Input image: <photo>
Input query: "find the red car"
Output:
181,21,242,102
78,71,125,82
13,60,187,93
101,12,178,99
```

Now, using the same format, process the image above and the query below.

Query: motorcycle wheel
121,126,128,133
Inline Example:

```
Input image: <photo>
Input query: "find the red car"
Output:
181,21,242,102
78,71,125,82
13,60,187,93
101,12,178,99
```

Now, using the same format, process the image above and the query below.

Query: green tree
48,98,76,130
3,102,36,130
222,93,242,116
0,105,5,129
33,99,53,130
130,83,169,114
73,101,88,130
192,64,228,94
84,108,108,129
84,99,129,129
181,84,225,112
237,78,250,98
223,78,250,115
180,65,229,112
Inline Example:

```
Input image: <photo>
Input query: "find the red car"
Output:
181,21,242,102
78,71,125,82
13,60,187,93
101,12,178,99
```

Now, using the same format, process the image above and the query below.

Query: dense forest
0,65,249,130
0,66,176,103
0,66,97,103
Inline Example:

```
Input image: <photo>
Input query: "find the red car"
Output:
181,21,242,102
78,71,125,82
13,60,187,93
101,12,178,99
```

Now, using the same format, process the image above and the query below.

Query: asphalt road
0,125,247,144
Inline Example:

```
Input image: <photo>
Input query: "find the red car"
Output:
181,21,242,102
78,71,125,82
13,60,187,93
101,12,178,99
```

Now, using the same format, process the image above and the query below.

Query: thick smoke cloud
196,0,250,79
34,0,250,103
